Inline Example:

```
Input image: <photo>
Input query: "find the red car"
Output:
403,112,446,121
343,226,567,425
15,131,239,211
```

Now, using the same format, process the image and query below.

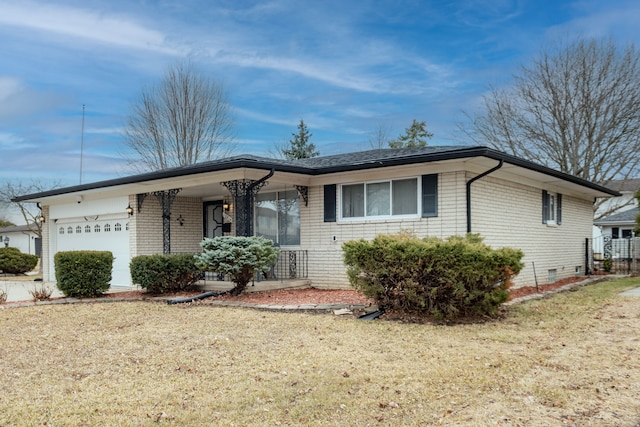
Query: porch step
196,279,311,293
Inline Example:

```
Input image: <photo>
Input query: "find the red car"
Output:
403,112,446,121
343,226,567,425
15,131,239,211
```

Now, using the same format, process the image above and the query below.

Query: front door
204,201,225,238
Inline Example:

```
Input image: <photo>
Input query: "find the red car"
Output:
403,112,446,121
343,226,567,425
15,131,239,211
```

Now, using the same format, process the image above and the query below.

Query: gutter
466,159,503,233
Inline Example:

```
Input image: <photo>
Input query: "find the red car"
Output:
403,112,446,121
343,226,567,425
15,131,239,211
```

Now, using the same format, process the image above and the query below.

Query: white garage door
55,217,131,286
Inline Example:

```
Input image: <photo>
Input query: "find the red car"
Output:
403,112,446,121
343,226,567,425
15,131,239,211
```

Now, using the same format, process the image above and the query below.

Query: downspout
466,159,503,233
243,168,275,236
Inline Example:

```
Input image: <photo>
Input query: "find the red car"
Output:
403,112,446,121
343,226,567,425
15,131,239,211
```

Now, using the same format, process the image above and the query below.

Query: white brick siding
131,195,203,256
299,171,594,289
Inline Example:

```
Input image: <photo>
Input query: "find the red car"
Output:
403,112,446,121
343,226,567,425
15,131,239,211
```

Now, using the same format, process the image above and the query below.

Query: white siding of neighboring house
0,228,38,256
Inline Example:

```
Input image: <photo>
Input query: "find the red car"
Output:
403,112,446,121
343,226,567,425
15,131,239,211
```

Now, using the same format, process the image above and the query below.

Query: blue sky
1,0,639,188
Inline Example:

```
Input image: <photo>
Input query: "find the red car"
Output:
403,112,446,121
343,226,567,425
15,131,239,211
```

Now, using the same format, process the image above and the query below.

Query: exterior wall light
126,204,134,217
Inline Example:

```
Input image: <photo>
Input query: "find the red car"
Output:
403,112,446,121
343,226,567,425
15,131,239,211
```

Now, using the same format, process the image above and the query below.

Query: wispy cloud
0,1,176,54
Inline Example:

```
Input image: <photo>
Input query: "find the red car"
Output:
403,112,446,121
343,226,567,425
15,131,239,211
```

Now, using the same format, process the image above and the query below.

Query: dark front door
204,201,225,238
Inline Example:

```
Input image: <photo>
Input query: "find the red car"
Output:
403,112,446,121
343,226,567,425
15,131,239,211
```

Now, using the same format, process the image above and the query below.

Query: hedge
130,254,202,294
0,247,39,274
343,233,524,320
54,251,113,298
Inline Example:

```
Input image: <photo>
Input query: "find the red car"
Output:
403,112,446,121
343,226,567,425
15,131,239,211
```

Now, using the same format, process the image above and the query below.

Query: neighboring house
596,178,640,219
13,146,618,289
0,224,41,256
593,207,638,261
592,178,639,258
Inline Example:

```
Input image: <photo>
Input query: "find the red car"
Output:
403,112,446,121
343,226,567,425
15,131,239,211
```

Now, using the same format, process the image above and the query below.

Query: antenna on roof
79,104,85,184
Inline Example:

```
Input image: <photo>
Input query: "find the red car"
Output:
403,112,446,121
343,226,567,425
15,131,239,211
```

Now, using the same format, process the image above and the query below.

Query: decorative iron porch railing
201,249,308,282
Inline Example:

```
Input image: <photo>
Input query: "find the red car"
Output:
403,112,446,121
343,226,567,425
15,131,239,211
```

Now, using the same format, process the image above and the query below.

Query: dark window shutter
542,190,549,224
324,184,336,222
422,174,438,217
556,194,562,225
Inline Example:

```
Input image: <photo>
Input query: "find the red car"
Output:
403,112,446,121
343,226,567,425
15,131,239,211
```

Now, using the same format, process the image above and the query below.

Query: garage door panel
55,219,130,286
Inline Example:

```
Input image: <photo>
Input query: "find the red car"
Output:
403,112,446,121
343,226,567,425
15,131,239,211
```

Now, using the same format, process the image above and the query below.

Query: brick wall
132,195,203,256
298,171,594,289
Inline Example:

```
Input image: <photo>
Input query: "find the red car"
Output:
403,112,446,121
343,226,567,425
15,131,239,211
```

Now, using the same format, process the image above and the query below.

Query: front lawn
1,278,639,426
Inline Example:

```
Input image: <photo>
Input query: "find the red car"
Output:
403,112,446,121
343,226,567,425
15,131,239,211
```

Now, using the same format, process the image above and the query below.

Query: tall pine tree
283,119,319,160
388,119,433,148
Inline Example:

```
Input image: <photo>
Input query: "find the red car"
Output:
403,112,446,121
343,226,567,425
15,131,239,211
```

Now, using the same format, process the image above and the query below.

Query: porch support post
152,188,181,254
221,169,274,237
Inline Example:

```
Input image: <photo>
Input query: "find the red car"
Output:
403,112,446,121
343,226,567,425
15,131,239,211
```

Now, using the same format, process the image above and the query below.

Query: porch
196,248,310,293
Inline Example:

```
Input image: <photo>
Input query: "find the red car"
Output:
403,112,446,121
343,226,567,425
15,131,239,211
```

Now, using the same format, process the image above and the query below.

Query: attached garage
49,197,132,286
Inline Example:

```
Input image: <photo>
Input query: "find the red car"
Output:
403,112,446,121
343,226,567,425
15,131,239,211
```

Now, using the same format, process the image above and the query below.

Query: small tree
282,119,319,160
195,236,279,296
389,119,433,148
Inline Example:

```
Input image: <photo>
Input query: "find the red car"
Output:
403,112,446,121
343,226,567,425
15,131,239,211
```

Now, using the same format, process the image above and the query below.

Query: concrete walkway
620,287,640,297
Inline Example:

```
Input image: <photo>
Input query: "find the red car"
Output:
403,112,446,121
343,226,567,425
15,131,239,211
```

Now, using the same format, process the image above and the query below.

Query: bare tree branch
123,61,236,171
0,180,61,238
461,37,640,203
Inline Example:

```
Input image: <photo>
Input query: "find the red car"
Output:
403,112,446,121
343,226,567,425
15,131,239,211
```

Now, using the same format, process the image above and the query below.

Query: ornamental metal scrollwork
152,188,181,254
289,251,297,279
295,185,309,207
603,234,612,260
221,179,269,237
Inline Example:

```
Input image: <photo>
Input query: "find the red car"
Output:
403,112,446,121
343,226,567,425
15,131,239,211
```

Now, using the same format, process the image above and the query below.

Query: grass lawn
1,278,639,426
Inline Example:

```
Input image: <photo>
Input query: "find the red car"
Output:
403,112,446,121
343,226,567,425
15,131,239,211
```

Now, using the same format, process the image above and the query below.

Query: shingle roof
602,178,640,193
13,146,620,201
594,207,639,225
0,224,35,234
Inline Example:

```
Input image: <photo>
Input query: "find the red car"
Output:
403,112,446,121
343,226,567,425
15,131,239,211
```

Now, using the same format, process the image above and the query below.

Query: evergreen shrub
343,233,524,320
54,251,113,297
0,247,39,274
130,254,202,294
195,236,280,295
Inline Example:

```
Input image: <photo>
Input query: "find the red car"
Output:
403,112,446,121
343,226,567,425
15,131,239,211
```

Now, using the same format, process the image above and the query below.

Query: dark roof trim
13,146,620,201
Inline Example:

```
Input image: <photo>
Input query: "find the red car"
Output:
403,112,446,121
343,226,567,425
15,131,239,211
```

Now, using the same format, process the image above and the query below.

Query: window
115,223,122,232
59,227,64,235
542,190,562,225
76,226,82,234
341,177,426,220
85,225,91,233
67,227,73,234
255,190,300,245
104,223,111,232
94,224,101,233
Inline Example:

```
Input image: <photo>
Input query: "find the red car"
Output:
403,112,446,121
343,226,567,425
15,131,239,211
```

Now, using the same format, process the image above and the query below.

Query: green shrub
343,233,524,320
130,254,203,294
0,247,39,274
195,236,280,295
54,251,113,298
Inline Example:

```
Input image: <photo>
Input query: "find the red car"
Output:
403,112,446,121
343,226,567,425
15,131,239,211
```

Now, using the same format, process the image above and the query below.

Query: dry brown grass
1,278,639,426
